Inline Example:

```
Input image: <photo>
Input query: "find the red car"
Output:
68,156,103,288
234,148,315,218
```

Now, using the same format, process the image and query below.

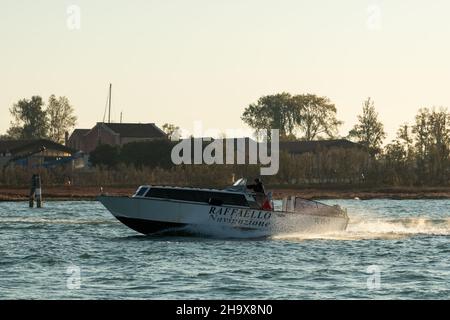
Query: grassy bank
1,185,449,201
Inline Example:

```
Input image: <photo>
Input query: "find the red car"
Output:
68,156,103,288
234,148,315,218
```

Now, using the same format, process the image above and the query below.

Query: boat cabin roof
135,185,245,195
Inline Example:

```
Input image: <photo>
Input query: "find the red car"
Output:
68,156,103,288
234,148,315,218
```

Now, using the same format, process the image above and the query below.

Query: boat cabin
133,185,261,209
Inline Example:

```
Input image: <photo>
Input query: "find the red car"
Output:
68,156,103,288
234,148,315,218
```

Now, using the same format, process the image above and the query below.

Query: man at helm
247,178,273,210
246,178,265,194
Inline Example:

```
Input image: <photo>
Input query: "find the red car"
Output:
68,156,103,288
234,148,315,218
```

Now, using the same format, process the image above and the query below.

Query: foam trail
272,216,450,241
149,214,450,240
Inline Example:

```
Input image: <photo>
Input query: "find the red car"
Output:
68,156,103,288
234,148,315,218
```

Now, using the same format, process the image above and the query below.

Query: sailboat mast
108,83,112,123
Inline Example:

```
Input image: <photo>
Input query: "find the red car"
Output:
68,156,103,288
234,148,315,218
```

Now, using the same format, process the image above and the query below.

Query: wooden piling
29,174,43,208
29,174,36,208
36,175,42,208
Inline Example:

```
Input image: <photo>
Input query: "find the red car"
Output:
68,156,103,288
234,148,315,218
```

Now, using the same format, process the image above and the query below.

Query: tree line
241,93,342,141
241,93,449,186
1,92,448,187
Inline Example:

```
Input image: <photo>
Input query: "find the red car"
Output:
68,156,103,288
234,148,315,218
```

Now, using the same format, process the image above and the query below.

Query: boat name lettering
210,216,270,228
209,207,271,220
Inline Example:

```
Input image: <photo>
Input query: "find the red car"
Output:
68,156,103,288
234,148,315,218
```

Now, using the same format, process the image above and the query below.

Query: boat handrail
294,197,338,209
281,196,344,215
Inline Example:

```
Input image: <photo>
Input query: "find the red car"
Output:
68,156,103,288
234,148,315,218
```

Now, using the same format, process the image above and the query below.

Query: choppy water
0,199,449,299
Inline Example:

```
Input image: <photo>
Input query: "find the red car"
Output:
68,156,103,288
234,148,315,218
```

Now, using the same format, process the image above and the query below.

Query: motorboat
98,178,349,237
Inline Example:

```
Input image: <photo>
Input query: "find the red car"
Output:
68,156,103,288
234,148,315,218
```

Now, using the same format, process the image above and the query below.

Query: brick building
67,122,167,153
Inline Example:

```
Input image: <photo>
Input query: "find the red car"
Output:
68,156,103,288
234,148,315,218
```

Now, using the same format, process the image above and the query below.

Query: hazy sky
1,0,450,141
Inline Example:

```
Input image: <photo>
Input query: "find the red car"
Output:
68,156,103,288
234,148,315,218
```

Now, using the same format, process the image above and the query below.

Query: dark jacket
247,181,265,194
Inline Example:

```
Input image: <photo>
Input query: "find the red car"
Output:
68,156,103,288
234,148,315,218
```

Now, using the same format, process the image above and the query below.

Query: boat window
135,187,149,197
146,188,248,206
146,188,169,198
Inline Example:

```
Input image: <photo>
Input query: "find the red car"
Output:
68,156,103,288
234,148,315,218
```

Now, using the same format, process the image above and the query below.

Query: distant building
171,138,362,156
67,122,168,153
0,139,79,168
67,129,90,151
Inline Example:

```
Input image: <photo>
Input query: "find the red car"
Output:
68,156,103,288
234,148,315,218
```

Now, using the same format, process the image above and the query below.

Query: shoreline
0,186,449,201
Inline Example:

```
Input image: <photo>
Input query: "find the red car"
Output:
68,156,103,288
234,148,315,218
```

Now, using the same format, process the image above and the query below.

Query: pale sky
1,0,450,142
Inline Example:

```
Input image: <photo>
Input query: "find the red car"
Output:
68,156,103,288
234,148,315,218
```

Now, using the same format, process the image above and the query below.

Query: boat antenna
108,83,112,123
102,86,109,123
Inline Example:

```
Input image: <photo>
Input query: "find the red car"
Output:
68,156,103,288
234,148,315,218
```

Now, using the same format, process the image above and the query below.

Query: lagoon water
0,199,449,299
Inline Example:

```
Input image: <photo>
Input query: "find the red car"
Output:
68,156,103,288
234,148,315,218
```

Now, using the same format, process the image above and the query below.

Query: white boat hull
98,196,349,237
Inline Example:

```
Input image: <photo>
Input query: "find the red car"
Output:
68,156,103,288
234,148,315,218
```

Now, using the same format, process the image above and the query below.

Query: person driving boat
246,178,265,194
247,178,273,211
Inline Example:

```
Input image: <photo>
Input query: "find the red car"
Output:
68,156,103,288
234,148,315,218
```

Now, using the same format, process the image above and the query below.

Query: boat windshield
233,178,247,187
225,178,248,192
134,186,149,197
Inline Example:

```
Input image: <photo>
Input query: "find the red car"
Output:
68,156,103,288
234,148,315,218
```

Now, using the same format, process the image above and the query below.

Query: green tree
7,96,48,139
397,123,416,167
120,140,174,169
241,93,342,141
47,95,77,144
383,124,416,185
162,123,180,140
413,107,450,184
0,134,13,140
397,124,413,150
348,97,386,156
413,108,431,161
241,92,298,139
294,94,342,141
89,144,120,168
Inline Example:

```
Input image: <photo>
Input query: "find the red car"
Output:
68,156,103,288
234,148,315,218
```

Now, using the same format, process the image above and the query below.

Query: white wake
272,216,450,241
